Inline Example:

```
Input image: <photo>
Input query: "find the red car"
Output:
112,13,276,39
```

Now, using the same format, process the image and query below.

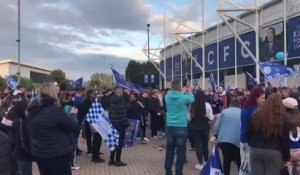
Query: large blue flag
260,62,297,80
111,68,130,89
200,146,224,175
86,100,119,151
72,77,83,89
5,76,19,90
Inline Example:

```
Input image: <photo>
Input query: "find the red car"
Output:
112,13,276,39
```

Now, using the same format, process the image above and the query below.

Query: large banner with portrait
124,119,140,147
287,16,300,58
259,22,284,62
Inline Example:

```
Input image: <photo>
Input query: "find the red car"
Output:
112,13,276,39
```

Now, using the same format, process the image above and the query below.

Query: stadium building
159,0,300,89
0,59,53,84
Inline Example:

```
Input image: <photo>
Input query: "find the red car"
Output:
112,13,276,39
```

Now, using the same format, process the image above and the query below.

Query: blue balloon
276,52,285,60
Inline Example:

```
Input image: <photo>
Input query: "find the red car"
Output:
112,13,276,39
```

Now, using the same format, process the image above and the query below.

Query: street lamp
146,24,150,89
147,24,150,61
17,0,21,83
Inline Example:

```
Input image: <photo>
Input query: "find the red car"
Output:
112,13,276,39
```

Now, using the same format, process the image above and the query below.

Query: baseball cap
282,97,298,109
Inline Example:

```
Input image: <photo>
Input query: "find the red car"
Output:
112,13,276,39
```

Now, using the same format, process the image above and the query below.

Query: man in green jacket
164,80,195,175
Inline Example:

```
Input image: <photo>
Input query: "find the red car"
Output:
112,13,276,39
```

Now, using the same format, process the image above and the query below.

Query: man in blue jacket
164,80,195,175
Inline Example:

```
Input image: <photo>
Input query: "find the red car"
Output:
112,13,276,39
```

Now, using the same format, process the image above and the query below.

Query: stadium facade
159,0,300,89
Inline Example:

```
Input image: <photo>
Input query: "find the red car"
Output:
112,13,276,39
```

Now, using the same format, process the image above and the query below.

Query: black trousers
110,129,125,162
36,155,71,175
158,113,165,133
150,112,159,137
219,143,241,175
84,121,92,152
92,133,102,159
191,129,209,164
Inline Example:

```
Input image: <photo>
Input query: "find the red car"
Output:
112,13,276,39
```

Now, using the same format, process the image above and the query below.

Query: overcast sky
0,0,270,80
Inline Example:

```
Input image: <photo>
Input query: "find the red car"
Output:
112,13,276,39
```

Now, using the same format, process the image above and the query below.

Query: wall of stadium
160,0,300,89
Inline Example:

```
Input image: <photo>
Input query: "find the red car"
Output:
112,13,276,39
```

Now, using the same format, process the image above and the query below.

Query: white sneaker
144,137,150,142
153,136,159,139
195,164,204,170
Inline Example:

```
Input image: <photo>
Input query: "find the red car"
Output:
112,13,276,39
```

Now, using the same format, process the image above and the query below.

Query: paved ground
33,136,239,175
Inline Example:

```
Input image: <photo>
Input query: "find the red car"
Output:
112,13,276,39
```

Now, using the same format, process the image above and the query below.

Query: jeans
17,160,32,175
165,126,188,175
110,129,126,162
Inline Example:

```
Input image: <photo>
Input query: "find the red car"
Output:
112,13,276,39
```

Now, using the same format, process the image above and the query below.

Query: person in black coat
108,87,129,167
11,100,32,175
81,90,105,163
149,90,161,138
28,83,80,175
0,128,11,175
140,91,150,142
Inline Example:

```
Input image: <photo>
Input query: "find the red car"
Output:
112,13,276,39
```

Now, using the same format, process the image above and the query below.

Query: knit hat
282,97,298,109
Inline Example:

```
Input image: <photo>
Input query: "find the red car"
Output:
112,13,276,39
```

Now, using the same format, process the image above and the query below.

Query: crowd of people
0,80,300,175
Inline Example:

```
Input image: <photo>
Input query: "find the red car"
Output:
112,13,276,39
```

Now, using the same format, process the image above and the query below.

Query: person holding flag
108,86,129,167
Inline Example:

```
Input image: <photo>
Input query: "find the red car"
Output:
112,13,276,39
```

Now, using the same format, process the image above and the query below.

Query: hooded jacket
28,96,79,159
165,91,195,127
109,94,129,130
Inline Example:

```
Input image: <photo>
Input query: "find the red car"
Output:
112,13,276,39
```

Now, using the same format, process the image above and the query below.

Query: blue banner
237,31,256,66
260,62,297,80
72,77,83,90
287,16,300,58
205,43,218,71
124,119,140,147
173,54,181,76
166,57,172,77
219,37,235,69
192,48,203,73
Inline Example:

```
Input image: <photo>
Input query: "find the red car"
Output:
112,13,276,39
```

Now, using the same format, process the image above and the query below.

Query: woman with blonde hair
248,94,290,175
28,83,80,175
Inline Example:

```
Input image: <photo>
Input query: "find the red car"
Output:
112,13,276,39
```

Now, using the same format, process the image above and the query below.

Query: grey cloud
122,40,135,47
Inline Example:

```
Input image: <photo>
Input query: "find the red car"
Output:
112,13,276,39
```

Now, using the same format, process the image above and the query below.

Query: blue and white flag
5,76,19,90
86,100,119,151
111,67,130,89
209,73,217,91
72,77,83,90
260,62,297,80
200,146,224,175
